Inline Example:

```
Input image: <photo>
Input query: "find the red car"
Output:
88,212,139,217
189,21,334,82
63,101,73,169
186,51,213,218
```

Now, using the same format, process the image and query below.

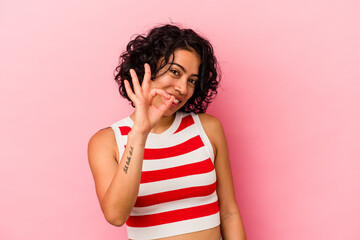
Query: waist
127,211,220,239
130,225,221,240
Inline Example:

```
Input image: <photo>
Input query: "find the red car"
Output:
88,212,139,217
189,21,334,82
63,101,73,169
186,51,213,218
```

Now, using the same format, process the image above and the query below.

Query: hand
124,63,174,134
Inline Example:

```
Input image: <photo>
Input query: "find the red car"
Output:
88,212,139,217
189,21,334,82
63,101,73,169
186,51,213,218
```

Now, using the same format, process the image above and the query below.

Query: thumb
157,95,175,113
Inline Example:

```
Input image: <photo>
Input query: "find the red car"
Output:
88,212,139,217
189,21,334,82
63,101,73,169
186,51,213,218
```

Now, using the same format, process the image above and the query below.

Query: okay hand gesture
124,63,174,134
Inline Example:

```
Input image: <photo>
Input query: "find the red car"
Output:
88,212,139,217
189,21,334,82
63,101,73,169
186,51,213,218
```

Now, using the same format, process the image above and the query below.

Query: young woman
88,24,246,240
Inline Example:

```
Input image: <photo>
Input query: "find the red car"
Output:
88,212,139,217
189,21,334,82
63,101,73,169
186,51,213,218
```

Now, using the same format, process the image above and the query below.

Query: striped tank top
111,111,220,239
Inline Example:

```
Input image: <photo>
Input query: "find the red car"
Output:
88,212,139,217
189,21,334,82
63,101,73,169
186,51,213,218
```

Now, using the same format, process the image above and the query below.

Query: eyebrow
171,63,199,77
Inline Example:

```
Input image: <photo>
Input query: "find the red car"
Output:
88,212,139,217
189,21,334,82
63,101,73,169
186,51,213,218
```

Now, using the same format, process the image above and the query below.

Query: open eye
188,79,197,85
170,69,179,76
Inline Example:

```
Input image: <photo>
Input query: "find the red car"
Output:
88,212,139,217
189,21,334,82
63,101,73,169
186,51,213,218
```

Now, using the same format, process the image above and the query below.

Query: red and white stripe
111,112,220,239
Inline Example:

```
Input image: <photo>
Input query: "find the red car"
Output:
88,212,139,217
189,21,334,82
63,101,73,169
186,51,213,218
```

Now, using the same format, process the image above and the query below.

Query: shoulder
88,127,118,163
197,113,226,157
197,113,224,136
88,127,116,148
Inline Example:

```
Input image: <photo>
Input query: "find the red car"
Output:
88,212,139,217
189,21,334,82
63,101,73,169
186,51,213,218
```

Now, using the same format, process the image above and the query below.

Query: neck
152,114,176,134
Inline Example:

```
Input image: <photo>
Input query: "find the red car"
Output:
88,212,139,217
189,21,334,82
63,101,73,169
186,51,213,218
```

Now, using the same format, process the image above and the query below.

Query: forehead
172,49,201,72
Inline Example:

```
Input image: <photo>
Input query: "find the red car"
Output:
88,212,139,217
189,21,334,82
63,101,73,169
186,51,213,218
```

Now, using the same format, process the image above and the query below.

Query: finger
149,89,174,113
156,94,175,113
142,63,151,94
149,88,171,102
129,69,142,95
124,79,137,102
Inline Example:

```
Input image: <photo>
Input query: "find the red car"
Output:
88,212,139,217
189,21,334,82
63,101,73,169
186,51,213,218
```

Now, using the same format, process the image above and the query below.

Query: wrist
127,129,149,143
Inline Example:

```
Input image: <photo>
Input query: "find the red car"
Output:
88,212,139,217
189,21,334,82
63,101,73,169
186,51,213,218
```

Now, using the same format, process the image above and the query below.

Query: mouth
170,95,181,106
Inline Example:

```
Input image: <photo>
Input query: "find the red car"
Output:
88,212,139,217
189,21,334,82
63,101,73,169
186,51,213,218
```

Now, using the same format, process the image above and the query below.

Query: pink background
1,0,359,239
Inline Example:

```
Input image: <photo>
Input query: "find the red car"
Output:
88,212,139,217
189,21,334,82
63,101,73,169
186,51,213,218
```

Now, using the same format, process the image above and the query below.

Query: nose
175,78,188,95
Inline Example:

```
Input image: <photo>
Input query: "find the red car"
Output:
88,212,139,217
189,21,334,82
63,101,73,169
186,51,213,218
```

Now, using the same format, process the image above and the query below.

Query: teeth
173,99,179,104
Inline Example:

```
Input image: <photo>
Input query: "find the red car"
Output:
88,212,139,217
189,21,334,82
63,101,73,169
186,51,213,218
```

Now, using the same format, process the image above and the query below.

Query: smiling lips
170,95,181,106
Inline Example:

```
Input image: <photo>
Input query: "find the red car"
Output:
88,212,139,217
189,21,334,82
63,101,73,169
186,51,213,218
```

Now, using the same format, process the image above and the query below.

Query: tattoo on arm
123,146,134,174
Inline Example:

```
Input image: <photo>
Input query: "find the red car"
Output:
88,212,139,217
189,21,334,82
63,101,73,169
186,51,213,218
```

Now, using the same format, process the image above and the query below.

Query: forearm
220,211,247,240
101,130,148,226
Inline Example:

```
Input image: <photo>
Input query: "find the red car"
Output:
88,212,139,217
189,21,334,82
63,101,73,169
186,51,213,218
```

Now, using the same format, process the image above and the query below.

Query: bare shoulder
198,113,226,157
198,113,224,137
88,127,118,164
88,127,116,152
89,127,116,145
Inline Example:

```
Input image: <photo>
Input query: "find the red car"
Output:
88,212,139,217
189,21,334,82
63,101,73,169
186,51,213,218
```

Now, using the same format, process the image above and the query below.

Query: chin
163,107,179,117
163,111,176,117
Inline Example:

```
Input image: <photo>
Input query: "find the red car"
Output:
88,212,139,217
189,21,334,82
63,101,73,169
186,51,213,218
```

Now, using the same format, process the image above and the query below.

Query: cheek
148,80,157,89
152,95,163,107
188,87,196,98
149,76,171,89
183,91,195,105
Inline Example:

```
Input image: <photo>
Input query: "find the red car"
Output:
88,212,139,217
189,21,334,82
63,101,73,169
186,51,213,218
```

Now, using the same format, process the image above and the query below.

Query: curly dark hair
114,24,220,113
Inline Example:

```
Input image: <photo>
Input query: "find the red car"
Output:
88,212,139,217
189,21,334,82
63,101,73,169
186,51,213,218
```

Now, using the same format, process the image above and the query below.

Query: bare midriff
129,225,221,240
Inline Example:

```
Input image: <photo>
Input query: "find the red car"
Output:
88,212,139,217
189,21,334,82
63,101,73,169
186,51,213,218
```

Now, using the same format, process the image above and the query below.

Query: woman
88,24,246,240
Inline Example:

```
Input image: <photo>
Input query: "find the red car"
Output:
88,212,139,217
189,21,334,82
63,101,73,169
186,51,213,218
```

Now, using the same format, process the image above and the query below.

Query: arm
88,128,148,226
88,64,174,226
199,113,247,240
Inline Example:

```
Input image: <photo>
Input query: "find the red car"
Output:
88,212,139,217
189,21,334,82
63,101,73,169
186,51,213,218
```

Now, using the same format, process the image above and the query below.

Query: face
150,49,201,116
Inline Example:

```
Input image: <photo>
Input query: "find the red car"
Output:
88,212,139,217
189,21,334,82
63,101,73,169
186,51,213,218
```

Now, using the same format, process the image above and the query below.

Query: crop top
111,111,220,239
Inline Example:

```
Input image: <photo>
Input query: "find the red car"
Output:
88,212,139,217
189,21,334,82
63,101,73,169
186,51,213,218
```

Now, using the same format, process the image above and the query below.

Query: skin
88,49,246,239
